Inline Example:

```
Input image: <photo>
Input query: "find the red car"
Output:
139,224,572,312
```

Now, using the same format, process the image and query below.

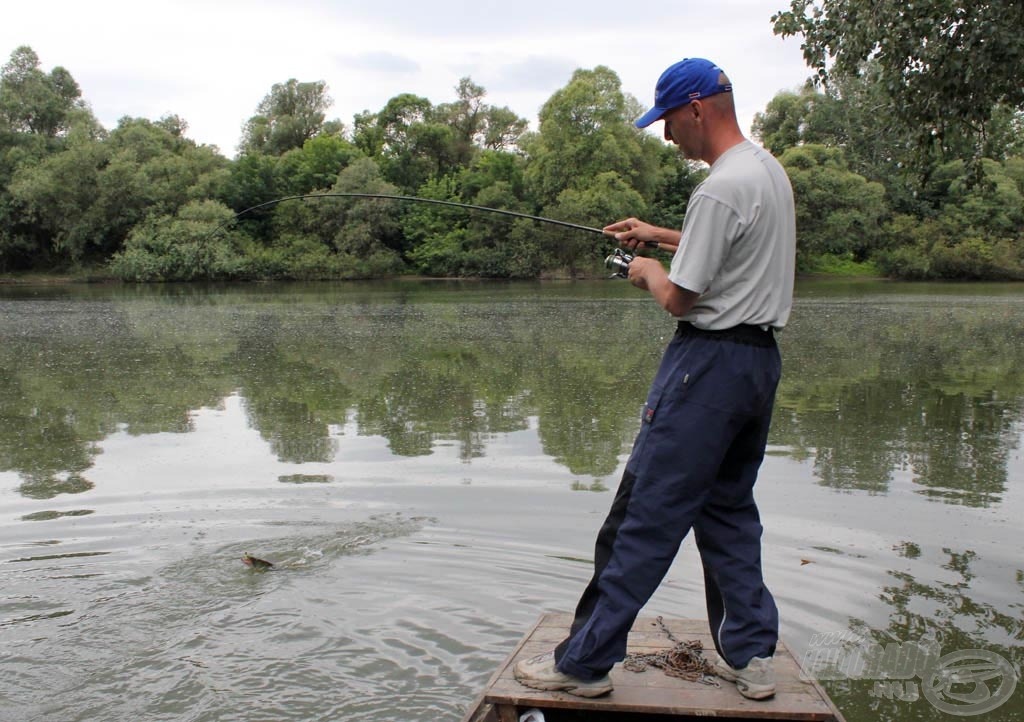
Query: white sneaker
710,651,775,700
513,651,613,698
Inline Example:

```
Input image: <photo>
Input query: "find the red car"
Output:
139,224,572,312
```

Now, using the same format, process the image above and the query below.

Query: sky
2,0,813,158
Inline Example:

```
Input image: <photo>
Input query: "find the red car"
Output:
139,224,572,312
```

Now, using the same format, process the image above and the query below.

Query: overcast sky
3,0,812,158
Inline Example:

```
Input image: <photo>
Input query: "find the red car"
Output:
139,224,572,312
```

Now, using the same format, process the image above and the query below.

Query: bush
877,211,1024,280
109,200,244,281
874,245,932,280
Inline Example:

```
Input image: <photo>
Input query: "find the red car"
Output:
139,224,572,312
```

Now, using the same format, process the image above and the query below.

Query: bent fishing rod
217,193,610,236
211,192,659,276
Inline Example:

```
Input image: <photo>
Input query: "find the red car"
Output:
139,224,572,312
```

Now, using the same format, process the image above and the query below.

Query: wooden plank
791,650,847,722
480,613,845,721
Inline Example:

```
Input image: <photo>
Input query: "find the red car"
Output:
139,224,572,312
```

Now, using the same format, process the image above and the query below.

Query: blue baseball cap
635,58,733,128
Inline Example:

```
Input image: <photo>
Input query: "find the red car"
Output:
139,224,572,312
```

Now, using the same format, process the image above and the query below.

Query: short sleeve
667,193,744,294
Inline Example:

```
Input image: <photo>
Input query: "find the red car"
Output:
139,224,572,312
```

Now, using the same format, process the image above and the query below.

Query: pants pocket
625,384,665,473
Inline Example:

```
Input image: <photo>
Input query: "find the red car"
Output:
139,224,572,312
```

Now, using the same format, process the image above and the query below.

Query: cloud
486,56,578,93
1,0,814,155
292,0,670,37
335,51,420,74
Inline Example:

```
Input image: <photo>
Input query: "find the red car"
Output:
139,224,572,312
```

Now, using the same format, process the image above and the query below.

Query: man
514,58,796,700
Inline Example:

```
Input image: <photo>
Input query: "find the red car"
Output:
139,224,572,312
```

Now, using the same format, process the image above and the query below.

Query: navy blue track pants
554,323,781,679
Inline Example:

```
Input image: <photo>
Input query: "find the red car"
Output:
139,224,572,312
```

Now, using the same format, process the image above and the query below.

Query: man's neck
703,129,746,166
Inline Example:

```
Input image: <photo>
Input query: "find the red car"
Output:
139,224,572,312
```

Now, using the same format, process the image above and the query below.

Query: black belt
676,321,776,347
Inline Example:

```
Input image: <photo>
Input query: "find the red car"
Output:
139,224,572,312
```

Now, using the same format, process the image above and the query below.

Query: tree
523,66,662,209
239,79,333,156
0,46,85,137
404,151,536,278
356,82,529,194
276,134,362,195
778,144,888,265
434,77,487,168
543,171,647,276
108,200,244,281
876,157,1024,280
9,115,227,264
752,87,819,156
0,46,104,270
434,77,528,160
5,136,106,266
646,147,705,231
480,106,528,152
772,0,1024,169
752,70,935,215
355,93,438,191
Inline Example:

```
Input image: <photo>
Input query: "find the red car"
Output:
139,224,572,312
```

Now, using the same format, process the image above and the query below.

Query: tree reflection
821,546,1023,721
0,286,1022,506
775,300,1024,506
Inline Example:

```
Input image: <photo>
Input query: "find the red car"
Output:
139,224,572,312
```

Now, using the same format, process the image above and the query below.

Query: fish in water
242,552,274,570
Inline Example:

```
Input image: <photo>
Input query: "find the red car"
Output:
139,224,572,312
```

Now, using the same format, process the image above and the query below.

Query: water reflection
820,544,1024,721
774,297,1024,507
1,284,1022,510
2,281,1023,722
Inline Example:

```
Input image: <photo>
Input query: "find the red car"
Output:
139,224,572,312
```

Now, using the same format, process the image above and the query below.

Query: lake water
0,280,1021,722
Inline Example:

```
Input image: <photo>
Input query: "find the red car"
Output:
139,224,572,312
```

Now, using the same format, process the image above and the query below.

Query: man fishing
514,57,796,700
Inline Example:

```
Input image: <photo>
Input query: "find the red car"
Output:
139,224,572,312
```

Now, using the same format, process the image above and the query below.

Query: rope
622,616,720,686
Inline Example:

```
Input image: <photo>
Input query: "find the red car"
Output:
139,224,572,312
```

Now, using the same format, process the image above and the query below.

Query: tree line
1,1,1022,281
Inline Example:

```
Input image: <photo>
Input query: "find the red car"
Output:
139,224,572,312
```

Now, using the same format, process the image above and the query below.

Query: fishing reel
605,247,634,278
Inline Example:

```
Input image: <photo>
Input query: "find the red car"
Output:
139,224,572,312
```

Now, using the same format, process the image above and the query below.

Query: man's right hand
603,218,681,253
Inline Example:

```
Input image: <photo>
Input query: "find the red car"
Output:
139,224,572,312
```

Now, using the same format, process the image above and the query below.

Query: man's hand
604,218,681,253
627,255,701,317
625,255,663,291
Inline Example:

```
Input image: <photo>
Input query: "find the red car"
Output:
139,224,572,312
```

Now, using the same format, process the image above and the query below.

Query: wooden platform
463,613,846,722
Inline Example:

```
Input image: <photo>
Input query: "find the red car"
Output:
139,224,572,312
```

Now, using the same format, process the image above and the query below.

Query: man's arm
604,218,681,254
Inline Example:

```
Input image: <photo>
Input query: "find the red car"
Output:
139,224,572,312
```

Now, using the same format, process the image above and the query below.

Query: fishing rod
217,193,611,236
211,192,658,277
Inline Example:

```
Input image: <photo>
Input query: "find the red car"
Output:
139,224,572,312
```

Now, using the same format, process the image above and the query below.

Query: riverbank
0,252,886,284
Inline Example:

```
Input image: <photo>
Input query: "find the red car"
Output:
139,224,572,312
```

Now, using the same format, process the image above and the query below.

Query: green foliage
433,77,527,166
8,115,227,265
349,80,530,197
646,149,704,230
6,135,107,266
772,0,1024,168
523,66,661,208
328,157,406,262
403,151,542,278
357,93,437,192
751,88,816,155
751,71,925,213
277,134,362,195
109,200,243,281
2,43,1022,282
543,172,647,276
874,157,1024,279
238,79,335,156
778,144,888,267
220,152,281,232
0,46,85,137
404,176,466,276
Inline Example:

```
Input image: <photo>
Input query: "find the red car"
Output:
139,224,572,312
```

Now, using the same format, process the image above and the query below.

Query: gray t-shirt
668,140,795,330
